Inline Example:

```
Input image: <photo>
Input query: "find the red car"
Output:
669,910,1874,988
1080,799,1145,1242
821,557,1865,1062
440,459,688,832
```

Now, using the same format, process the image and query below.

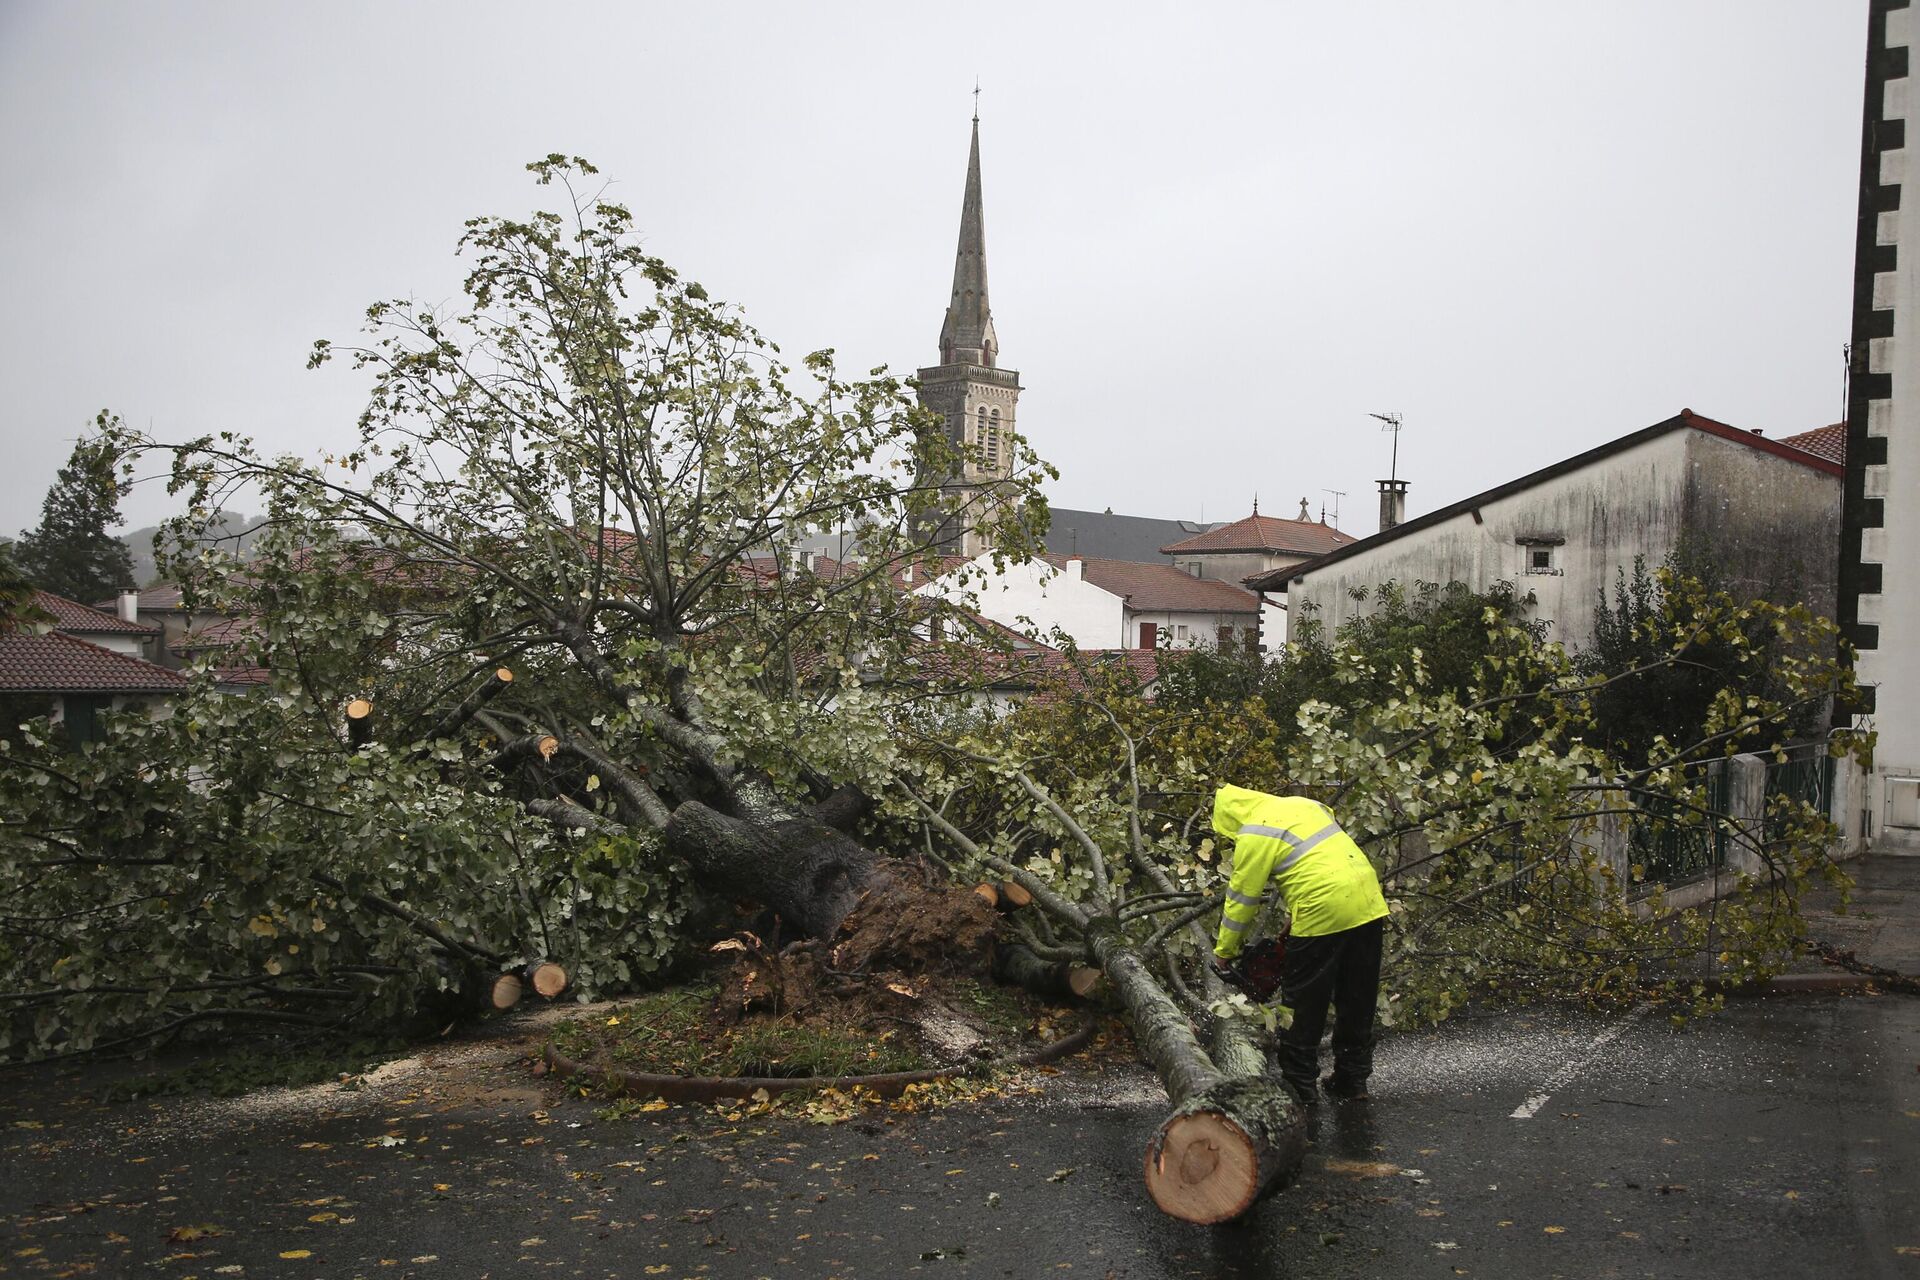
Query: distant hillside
121,511,264,587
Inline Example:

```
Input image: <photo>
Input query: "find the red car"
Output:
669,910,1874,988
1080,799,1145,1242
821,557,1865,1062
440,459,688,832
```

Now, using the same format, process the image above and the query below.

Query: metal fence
1628,765,1730,885
1762,744,1836,844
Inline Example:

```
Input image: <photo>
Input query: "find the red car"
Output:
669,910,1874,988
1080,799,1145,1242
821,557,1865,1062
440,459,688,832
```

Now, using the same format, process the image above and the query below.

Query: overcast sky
0,2,1869,540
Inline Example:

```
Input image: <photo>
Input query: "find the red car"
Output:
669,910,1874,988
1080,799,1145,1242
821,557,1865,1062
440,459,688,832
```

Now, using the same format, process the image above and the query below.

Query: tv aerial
1369,412,1404,482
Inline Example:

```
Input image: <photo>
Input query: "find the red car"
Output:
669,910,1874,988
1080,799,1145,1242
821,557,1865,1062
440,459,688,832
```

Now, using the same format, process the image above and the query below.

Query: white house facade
1253,410,1843,654
921,552,1260,653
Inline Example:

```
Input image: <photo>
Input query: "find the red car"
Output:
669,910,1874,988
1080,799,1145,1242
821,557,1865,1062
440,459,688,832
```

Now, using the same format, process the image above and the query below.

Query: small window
1175,624,1190,642
1525,547,1558,575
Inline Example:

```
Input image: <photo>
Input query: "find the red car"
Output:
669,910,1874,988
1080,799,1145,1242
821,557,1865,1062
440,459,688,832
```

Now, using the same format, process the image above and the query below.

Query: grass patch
553,982,926,1078
553,976,1061,1081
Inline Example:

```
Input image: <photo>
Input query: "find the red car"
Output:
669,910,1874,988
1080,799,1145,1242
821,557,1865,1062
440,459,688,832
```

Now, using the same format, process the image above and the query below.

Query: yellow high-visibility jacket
1211,784,1387,959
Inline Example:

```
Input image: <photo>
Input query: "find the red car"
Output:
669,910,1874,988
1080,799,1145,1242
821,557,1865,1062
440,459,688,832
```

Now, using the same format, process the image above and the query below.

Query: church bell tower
917,108,1022,557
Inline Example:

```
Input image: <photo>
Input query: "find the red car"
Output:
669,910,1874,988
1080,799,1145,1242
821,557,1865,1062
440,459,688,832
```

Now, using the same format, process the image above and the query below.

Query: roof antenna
1321,488,1346,529
1369,412,1404,482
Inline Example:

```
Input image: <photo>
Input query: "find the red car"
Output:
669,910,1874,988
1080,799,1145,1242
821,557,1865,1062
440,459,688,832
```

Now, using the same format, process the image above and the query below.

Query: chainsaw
1220,935,1287,1001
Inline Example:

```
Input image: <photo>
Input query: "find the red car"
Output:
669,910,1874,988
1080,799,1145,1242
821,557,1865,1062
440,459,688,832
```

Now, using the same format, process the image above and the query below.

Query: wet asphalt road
3,988,1916,1280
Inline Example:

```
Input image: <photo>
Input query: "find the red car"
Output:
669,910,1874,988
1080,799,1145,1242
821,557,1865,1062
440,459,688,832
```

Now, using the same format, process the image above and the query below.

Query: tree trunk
991,942,1100,999
663,799,886,940
1143,1077,1305,1224
1083,918,1305,1224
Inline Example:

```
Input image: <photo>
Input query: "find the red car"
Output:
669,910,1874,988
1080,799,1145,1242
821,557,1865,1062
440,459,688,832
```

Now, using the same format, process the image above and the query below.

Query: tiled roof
1044,556,1260,614
212,665,272,687
172,615,258,653
34,591,156,635
1159,511,1355,557
95,583,187,612
1046,508,1221,563
1780,422,1846,465
0,630,190,694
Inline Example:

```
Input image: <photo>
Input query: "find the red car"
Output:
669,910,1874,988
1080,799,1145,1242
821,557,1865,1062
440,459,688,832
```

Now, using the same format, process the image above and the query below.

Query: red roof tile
1780,422,1846,465
172,615,259,653
1159,511,1355,557
0,631,189,694
94,583,188,612
34,591,156,636
1044,556,1260,614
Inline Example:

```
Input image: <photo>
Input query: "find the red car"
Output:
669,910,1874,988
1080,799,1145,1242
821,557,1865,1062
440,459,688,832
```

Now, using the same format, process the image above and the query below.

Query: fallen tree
0,159,1865,1225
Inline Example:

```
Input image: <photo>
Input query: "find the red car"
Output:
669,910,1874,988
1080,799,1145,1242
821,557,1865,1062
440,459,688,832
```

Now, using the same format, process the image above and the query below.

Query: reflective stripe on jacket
1211,783,1388,957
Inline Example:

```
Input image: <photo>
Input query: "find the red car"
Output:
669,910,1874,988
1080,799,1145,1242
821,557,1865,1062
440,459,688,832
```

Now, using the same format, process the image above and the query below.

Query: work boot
1282,1077,1319,1107
1322,1074,1369,1102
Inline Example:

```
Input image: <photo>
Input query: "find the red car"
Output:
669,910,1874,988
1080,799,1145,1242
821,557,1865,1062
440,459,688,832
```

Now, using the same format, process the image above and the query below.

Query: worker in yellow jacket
1208,784,1389,1105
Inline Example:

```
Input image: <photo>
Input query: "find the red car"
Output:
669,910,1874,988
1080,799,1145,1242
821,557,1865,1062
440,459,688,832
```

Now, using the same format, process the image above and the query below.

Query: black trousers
1276,917,1384,1091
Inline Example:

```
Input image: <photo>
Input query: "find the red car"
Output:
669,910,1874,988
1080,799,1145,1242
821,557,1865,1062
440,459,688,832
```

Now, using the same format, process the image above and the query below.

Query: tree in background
1156,578,1549,746
15,415,136,603
1579,551,1829,763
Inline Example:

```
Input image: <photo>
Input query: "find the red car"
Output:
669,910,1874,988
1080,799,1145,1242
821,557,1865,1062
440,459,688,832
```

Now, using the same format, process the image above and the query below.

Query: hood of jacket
1212,783,1275,839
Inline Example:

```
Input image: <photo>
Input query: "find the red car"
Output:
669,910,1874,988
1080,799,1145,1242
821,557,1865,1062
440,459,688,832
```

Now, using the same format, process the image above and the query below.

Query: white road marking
1509,1003,1652,1120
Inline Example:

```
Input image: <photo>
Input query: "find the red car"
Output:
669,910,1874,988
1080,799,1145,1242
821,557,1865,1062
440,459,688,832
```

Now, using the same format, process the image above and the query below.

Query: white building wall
1127,608,1259,650
919,553,1126,651
1858,2,1920,851
1289,431,1695,650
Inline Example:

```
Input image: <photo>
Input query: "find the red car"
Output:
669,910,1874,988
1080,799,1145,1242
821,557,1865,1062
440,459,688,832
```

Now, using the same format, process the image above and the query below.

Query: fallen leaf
1047,1167,1076,1182
1433,1241,1459,1250
280,1250,313,1260
168,1225,227,1242
1543,1226,1565,1234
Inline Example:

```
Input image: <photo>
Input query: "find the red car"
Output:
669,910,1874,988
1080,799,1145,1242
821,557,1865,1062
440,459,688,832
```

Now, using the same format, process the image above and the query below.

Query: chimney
1065,555,1083,581
117,590,139,623
1377,479,1409,533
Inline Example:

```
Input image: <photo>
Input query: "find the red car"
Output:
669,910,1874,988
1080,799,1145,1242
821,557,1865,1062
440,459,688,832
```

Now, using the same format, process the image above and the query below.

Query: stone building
917,114,1022,558
1840,0,1920,852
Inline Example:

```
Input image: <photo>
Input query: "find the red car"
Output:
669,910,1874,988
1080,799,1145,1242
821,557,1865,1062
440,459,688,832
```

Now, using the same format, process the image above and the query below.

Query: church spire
938,114,997,367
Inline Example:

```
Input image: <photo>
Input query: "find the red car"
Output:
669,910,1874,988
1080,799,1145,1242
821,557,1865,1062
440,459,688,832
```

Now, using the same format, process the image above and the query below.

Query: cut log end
536,735,559,760
972,882,999,908
527,960,569,999
1144,1110,1262,1225
489,972,524,1011
345,698,373,721
998,880,1033,909
494,667,514,684
1066,965,1101,998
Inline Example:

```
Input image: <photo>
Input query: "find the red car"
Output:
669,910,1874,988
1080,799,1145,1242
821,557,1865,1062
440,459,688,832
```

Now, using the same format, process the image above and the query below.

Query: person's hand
1209,954,1235,980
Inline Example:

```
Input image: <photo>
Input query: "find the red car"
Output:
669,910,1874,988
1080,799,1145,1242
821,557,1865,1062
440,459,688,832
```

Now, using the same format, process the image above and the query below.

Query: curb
544,1016,1100,1103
